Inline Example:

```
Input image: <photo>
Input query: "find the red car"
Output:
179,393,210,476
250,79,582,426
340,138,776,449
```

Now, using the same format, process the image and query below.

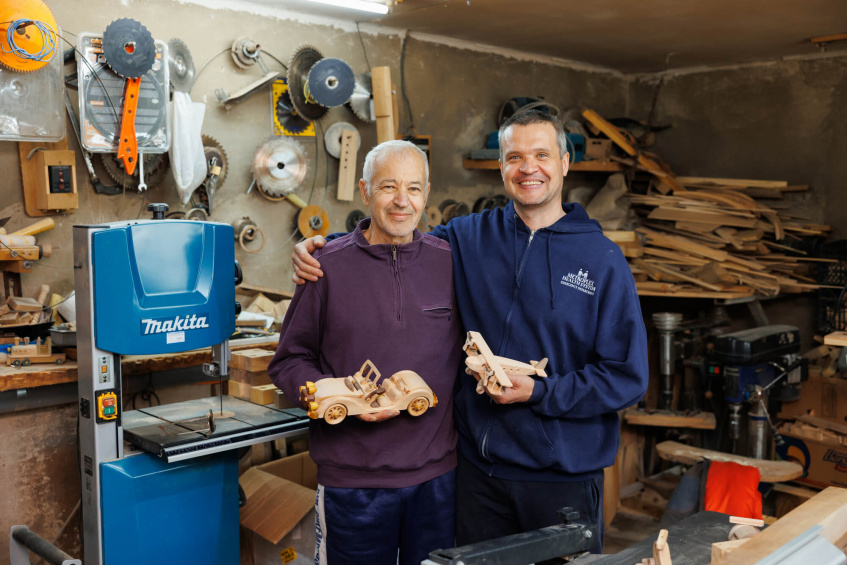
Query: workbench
0,336,279,392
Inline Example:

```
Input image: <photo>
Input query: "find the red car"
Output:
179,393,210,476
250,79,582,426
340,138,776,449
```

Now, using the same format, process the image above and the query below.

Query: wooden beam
656,441,802,483
623,408,716,429
677,176,788,189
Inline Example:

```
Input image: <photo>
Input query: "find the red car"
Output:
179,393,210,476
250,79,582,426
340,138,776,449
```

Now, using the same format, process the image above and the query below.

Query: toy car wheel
407,397,429,417
12,360,21,368
324,404,347,425
22,359,31,367
55,358,64,365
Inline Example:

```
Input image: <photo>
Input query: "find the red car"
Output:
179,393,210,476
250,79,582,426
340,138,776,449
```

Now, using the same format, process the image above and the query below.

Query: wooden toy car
463,331,547,395
4,336,66,367
299,360,437,425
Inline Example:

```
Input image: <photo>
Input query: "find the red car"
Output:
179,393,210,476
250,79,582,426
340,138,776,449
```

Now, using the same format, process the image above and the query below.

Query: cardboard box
777,420,847,488
240,452,318,565
778,371,847,425
585,138,612,160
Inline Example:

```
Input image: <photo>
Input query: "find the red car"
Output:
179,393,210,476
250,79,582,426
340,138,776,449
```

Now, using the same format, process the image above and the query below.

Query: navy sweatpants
455,456,604,555
315,469,456,565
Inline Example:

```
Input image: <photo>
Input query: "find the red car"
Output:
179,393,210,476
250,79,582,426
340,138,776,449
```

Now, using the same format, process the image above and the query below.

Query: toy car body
463,331,547,395
299,360,437,424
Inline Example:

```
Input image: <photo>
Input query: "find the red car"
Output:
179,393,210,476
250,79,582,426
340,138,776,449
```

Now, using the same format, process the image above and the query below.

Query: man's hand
357,410,400,422
490,374,536,404
292,235,327,285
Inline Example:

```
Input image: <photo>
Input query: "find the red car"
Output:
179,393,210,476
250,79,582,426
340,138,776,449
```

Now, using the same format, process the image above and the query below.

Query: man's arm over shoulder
527,260,648,419
267,277,331,402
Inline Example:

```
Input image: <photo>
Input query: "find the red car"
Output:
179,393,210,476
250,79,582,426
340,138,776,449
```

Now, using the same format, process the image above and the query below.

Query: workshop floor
603,510,661,554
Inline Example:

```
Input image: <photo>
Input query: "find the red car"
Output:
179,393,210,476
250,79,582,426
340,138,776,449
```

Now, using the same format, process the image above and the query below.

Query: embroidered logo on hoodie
561,269,596,296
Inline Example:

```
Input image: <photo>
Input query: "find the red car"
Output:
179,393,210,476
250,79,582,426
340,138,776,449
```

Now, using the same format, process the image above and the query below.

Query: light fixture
307,0,390,15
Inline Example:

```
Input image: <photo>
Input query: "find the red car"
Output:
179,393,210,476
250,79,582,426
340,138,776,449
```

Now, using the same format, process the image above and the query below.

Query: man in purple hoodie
267,140,463,565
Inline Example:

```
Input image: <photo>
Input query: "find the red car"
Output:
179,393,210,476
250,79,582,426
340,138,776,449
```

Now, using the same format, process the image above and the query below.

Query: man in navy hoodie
292,111,649,554
269,140,463,565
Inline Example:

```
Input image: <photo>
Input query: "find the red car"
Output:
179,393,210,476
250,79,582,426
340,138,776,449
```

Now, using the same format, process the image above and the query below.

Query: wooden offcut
230,349,276,372
656,441,802,482
336,129,359,201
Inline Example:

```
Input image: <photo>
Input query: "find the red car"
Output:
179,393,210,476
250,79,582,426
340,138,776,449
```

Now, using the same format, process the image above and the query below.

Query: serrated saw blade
287,45,327,121
102,18,156,78
252,136,309,197
324,122,361,159
307,58,355,108
168,38,195,92
347,72,375,123
275,91,311,134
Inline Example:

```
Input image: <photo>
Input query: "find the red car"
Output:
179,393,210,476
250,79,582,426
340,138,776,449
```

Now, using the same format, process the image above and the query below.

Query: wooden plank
603,231,638,243
810,33,847,44
636,288,754,299
230,348,276,372
719,487,847,564
642,247,709,266
623,408,716,429
772,483,820,500
371,66,395,144
648,207,758,228
336,129,359,201
647,263,725,292
655,441,802,482
237,283,294,302
638,228,729,261
676,176,788,189
824,331,847,347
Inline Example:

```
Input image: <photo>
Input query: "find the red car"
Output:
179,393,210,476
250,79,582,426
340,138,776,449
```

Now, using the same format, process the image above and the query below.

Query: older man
292,110,649,554
268,140,463,565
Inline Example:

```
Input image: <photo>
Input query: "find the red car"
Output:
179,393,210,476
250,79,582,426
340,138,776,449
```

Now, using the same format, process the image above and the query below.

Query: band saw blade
324,122,361,159
307,58,355,108
347,72,375,123
287,45,327,121
167,38,195,92
102,18,156,78
252,136,309,197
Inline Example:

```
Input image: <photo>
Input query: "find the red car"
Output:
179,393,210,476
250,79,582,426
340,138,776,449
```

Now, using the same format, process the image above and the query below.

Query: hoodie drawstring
547,231,555,310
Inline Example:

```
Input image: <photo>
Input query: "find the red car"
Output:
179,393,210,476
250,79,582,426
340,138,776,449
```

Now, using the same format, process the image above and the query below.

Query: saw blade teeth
102,18,156,78
201,134,228,187
252,136,310,197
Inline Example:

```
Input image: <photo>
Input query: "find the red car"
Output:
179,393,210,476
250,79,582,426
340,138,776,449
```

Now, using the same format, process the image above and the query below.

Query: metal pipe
652,313,683,409
748,396,769,459
9,526,81,565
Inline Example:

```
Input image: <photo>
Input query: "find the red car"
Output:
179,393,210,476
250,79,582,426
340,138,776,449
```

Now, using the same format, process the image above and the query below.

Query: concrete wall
0,0,629,559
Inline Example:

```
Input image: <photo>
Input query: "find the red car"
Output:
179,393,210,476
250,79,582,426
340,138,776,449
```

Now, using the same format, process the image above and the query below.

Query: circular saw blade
324,122,361,159
102,18,156,78
99,152,168,189
347,72,375,123
168,38,195,92
275,91,311,134
298,205,330,238
202,134,228,188
287,45,328,121
252,136,309,197
307,58,355,108
0,0,58,73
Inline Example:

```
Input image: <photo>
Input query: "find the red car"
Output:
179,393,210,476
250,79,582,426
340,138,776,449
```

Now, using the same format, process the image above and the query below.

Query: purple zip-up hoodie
268,219,463,489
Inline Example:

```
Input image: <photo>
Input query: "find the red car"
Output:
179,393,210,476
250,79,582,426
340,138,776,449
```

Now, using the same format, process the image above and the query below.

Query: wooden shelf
624,408,716,429
463,158,624,172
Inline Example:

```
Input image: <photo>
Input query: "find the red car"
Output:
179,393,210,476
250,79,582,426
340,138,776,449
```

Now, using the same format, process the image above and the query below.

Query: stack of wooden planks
607,179,835,299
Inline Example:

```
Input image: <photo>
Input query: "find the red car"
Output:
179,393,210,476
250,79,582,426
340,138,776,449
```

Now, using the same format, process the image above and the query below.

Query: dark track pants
316,469,456,565
455,456,604,555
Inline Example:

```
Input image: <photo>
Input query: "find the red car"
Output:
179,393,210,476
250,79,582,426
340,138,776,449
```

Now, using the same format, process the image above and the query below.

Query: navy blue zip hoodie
431,201,648,482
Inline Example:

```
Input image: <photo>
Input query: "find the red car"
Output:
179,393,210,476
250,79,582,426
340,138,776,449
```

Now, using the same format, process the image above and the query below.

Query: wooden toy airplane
463,331,547,396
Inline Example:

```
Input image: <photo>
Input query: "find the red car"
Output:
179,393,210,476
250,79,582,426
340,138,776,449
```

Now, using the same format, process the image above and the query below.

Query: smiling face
359,150,429,245
499,122,569,216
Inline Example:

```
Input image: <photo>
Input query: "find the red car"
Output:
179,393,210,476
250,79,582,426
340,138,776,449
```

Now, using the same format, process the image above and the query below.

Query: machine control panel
98,356,111,384
96,390,119,424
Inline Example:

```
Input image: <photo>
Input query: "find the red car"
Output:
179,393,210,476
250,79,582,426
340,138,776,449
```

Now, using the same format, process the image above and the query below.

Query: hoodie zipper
480,228,536,463
392,245,403,323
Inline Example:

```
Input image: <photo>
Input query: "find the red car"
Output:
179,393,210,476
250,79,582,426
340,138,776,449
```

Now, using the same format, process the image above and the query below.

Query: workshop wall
0,0,630,559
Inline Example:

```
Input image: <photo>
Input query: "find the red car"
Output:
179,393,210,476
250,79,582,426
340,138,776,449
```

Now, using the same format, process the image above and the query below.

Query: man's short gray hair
498,109,570,162
361,140,429,195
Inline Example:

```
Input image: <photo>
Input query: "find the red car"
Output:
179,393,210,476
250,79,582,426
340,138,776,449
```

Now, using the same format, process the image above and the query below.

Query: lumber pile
227,348,277,402
583,108,833,299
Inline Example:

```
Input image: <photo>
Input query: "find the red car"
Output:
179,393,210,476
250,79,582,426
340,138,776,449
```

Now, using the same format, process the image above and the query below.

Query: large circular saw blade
275,91,311,134
168,38,195,92
287,45,328,121
102,18,156,78
307,58,355,108
252,136,309,197
324,122,361,159
99,152,169,189
0,0,58,73
347,72,375,123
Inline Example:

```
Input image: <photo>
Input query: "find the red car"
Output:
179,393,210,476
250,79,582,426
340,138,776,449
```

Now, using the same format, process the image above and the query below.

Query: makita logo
141,314,210,335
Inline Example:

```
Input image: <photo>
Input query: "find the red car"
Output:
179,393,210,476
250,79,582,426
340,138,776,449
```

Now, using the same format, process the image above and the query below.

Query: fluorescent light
307,0,390,14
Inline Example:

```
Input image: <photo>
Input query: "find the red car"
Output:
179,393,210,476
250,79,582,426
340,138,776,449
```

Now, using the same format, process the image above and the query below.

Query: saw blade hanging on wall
251,136,309,197
347,72,376,123
167,38,195,92
271,79,315,137
287,45,355,121
324,122,361,159
102,18,156,79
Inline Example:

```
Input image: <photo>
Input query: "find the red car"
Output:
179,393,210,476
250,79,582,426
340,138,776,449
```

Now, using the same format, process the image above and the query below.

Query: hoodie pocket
487,407,556,468
584,475,601,525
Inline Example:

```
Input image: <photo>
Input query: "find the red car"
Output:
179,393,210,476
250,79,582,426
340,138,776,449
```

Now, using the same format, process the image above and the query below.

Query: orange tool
117,77,141,175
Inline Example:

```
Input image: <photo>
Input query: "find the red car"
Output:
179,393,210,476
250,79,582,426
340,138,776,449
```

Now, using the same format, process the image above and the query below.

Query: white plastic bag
169,91,207,203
